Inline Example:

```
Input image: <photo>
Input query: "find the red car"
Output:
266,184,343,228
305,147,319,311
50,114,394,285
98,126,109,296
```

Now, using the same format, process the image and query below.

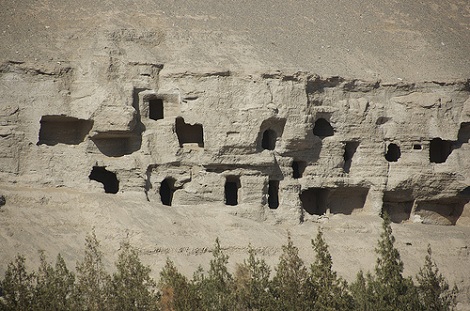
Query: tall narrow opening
457,122,470,144
292,160,306,179
261,129,277,150
149,98,164,120
430,138,453,163
385,143,401,162
268,180,279,209
224,176,240,206
300,188,328,215
343,142,359,173
175,117,204,148
160,178,175,206
313,118,334,138
89,166,119,194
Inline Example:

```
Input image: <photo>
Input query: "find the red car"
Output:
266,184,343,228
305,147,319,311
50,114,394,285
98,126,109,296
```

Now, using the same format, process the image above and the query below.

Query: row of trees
0,215,458,311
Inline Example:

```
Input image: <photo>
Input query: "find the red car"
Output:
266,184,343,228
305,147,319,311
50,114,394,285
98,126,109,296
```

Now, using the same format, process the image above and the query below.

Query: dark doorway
89,166,119,194
261,129,277,150
292,161,306,179
343,142,359,173
176,117,204,147
313,118,334,138
385,143,401,162
225,176,240,206
300,188,328,215
160,178,175,206
149,98,164,120
268,180,279,209
430,138,453,163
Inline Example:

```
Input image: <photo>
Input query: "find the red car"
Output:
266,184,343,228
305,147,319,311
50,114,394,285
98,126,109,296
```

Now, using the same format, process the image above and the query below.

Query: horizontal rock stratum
1,0,469,308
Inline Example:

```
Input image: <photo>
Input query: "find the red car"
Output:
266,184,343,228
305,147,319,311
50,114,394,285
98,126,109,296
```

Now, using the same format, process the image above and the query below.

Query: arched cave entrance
385,143,401,162
292,160,306,179
268,180,279,209
300,188,328,215
430,138,453,163
261,129,277,150
160,178,175,206
176,117,204,148
313,118,334,138
224,176,241,206
89,166,119,194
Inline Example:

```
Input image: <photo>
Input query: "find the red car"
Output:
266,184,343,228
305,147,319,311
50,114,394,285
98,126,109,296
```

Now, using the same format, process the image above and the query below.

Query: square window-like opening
413,144,422,150
149,98,164,120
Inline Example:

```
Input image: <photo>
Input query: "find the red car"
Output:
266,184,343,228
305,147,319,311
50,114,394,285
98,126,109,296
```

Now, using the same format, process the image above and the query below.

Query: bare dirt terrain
1,0,470,309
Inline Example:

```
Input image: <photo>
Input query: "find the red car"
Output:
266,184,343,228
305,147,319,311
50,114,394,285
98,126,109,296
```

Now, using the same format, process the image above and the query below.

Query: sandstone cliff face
1,58,469,225
1,0,470,308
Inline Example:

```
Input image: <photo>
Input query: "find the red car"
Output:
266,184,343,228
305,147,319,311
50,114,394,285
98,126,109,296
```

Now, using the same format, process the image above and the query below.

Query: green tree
416,245,458,311
368,213,420,311
0,255,35,311
197,238,235,311
108,242,158,311
309,230,353,311
349,270,375,311
74,230,111,311
271,234,309,311
233,245,274,310
159,258,198,311
33,251,75,311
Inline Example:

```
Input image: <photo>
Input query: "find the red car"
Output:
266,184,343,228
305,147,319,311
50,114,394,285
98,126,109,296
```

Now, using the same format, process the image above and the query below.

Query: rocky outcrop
1,58,469,226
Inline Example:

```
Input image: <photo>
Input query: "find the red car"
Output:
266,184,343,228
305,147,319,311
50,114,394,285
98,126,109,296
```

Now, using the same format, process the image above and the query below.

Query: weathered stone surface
1,0,470,308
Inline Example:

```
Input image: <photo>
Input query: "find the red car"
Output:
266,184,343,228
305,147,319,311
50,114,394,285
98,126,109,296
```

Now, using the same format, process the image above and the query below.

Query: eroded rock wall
1,59,469,226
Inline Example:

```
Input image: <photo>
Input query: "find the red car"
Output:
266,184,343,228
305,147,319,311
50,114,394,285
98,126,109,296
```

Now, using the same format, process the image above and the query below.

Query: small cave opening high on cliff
268,180,279,209
176,117,204,148
343,141,360,173
457,122,470,144
224,176,240,206
38,115,93,146
160,178,175,206
430,138,452,163
261,129,277,150
313,118,334,138
292,160,306,179
385,143,401,162
89,166,119,194
149,98,164,121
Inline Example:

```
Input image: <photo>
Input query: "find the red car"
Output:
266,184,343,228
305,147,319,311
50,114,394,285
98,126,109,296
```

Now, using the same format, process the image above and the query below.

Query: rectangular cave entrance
225,176,241,206
300,187,368,215
38,115,93,146
382,190,413,223
414,200,465,225
430,138,453,163
176,117,204,148
268,180,279,209
149,98,164,120
292,160,306,179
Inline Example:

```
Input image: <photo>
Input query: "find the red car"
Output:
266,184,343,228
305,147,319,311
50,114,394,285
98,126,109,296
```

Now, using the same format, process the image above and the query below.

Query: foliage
108,242,158,311
0,255,35,311
271,233,309,311
416,245,458,311
233,245,274,310
159,258,197,311
309,230,353,311
74,229,111,311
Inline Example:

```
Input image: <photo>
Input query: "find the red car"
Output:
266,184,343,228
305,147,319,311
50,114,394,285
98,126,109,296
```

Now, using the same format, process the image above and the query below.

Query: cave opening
268,180,279,209
160,178,175,206
176,117,204,147
300,188,328,215
385,143,401,162
89,166,119,194
313,118,334,138
38,115,93,146
292,160,306,179
149,98,164,120
261,129,277,150
343,141,359,173
429,138,452,163
224,176,240,206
